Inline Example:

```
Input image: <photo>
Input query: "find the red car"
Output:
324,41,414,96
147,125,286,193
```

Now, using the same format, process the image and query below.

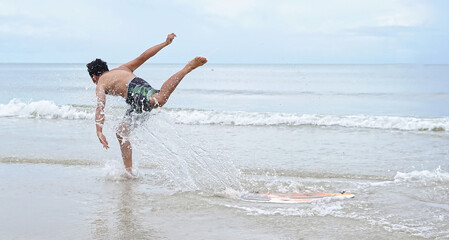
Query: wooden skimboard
239,192,354,203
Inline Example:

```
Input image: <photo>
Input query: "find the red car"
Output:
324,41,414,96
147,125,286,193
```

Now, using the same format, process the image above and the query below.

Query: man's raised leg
150,56,207,108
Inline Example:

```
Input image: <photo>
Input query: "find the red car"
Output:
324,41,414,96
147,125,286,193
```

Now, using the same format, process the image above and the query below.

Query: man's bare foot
186,57,207,71
122,169,137,179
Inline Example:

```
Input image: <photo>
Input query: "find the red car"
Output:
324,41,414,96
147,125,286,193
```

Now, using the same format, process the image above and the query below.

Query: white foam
224,201,344,216
0,99,93,119
394,167,449,186
165,109,449,132
2,99,448,132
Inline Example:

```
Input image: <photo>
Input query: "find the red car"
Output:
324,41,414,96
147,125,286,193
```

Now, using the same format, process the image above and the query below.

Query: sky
0,0,448,64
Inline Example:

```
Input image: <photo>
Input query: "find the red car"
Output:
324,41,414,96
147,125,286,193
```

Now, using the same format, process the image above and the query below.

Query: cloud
0,0,445,63
0,0,123,40
0,0,435,39
181,0,433,34
376,1,432,27
174,0,262,28
188,0,258,19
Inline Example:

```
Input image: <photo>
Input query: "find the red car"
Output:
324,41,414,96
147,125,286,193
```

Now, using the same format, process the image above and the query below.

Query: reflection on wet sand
92,180,156,239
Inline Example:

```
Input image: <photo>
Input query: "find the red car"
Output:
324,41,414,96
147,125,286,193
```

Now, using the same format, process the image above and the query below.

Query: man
87,33,207,175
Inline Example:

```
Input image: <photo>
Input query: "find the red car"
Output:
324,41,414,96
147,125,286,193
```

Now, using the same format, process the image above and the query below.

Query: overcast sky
1,0,448,64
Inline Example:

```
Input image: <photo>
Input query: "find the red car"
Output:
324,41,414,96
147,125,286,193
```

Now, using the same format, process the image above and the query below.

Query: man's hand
97,131,109,149
165,33,176,45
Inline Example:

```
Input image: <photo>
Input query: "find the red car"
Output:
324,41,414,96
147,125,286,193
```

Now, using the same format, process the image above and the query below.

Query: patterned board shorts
124,77,160,126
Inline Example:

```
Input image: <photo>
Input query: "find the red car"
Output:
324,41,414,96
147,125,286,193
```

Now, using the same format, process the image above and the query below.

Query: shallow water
1,64,449,239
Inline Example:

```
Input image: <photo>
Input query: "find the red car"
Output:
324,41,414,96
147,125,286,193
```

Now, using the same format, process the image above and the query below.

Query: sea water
1,63,449,239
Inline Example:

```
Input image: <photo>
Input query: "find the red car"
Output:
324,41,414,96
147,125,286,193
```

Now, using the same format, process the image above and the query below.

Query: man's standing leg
116,122,133,174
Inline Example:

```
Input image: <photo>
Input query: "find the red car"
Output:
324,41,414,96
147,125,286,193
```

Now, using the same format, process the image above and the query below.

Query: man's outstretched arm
95,84,109,149
120,33,176,72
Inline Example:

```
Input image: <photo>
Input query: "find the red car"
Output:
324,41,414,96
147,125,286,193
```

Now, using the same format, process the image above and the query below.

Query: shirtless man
87,33,207,175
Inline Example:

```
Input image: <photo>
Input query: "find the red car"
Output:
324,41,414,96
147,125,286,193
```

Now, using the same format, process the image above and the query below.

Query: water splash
103,160,140,181
126,111,243,192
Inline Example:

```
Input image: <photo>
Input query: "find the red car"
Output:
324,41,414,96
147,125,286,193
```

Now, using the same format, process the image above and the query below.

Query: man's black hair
86,58,109,77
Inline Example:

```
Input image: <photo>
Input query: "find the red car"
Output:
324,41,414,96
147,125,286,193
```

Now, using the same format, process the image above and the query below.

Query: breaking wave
394,167,449,186
165,109,449,132
0,99,92,119
1,99,448,132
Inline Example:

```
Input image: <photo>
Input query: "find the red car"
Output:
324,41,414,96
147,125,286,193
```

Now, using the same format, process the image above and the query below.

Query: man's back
97,68,136,98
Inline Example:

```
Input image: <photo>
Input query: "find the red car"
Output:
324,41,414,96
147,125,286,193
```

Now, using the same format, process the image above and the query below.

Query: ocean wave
165,109,449,132
394,167,449,186
1,99,448,132
240,168,390,181
224,201,345,216
0,156,99,166
0,99,93,119
181,88,449,97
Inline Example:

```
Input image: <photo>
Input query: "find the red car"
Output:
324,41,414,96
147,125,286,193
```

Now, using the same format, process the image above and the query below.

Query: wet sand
1,161,431,240
0,163,286,240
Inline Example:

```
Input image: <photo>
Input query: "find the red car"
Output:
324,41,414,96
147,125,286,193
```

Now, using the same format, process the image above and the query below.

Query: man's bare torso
97,67,136,98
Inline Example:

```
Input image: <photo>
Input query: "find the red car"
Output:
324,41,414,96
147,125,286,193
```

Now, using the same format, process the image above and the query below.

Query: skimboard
238,192,354,203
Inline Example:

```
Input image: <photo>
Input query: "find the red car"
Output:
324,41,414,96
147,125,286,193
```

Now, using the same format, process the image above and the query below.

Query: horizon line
1,62,448,65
